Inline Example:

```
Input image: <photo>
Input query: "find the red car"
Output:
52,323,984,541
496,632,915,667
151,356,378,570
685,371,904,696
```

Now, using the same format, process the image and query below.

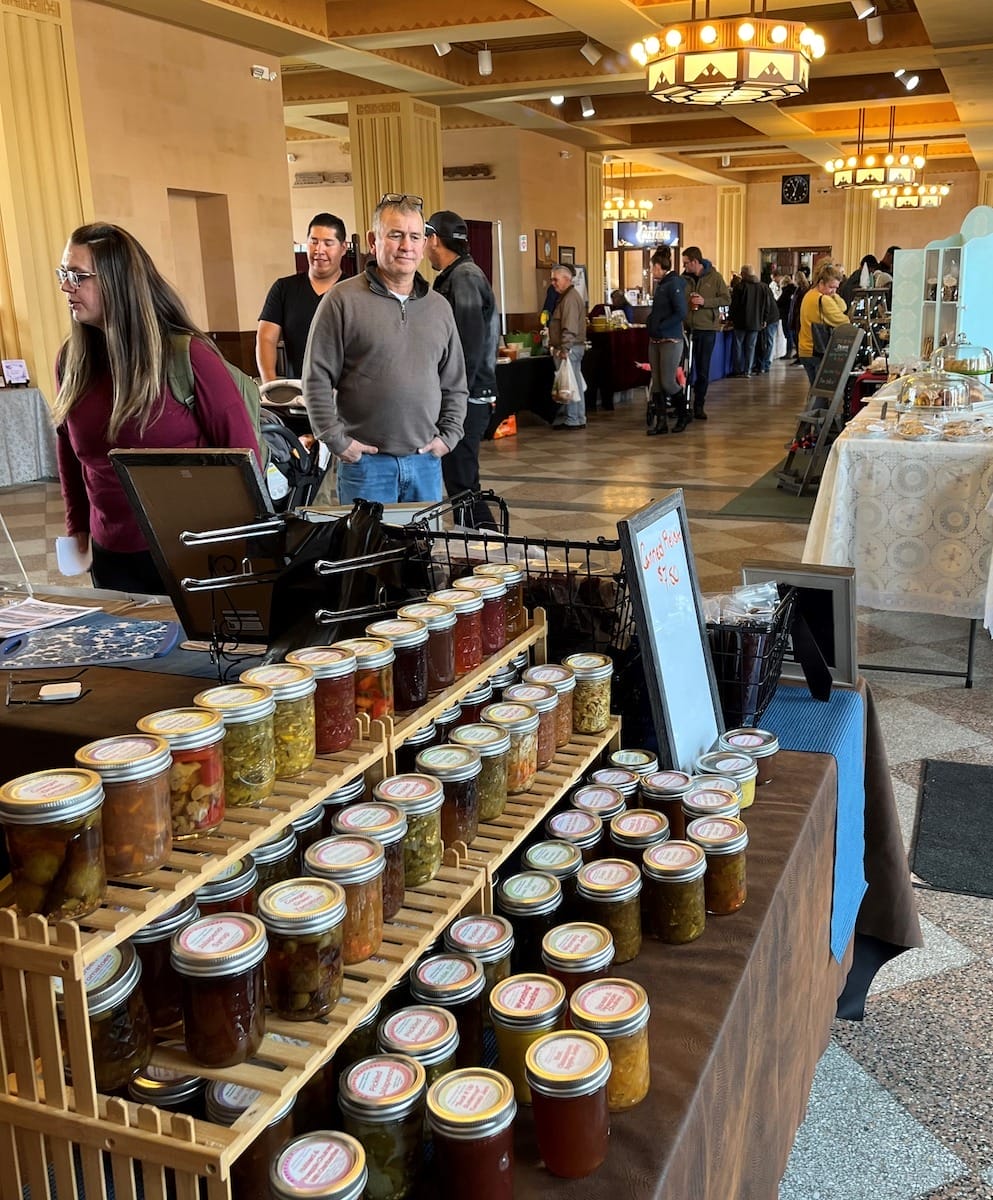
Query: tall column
842,188,877,272
715,185,746,278
979,172,993,209
585,153,604,307
0,0,91,395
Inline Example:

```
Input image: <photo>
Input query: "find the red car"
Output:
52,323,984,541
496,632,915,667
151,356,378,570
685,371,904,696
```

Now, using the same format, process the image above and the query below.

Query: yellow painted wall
287,139,357,243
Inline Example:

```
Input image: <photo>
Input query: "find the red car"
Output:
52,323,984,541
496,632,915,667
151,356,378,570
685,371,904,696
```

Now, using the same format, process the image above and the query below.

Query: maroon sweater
57,338,260,554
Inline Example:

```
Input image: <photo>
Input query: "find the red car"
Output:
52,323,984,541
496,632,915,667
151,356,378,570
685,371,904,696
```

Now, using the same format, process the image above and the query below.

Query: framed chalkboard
810,324,863,400
617,491,723,772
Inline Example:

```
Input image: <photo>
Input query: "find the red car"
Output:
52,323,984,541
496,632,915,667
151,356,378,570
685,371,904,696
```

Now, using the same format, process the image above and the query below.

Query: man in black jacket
426,210,498,528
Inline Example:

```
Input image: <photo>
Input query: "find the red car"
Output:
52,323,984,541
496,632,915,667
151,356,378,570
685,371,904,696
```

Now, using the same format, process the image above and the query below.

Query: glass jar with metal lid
378,1004,459,1089
322,775,367,836
372,775,444,887
394,720,438,775
75,734,172,877
694,749,758,810
195,854,257,916
240,663,317,779
136,707,226,839
453,574,507,656
587,765,639,802
434,701,463,744
682,784,741,827
193,683,276,808
689,772,742,808
561,652,613,734
642,840,707,943
266,1029,336,1133
428,588,483,678
718,727,780,786
544,808,603,863
608,808,670,866
130,892,199,1032
366,618,429,715
569,978,650,1111
398,602,457,696
292,803,327,862
488,973,566,1103
427,1068,517,1200
687,815,749,914
522,840,583,918
331,1000,383,1097
338,1054,427,1200
503,682,558,770
607,748,659,777
332,637,396,722
479,701,539,794
333,801,408,920
54,940,151,1092
488,662,519,693
576,859,643,963
495,871,563,974
450,723,510,822
540,922,615,1006
129,1059,205,1118
206,1083,296,1200
415,744,481,849
258,877,346,1020
639,769,693,839
271,1131,367,1200
521,664,575,748
409,952,486,1069
454,679,493,726
524,1030,612,1178
285,645,357,756
304,835,385,964
253,825,300,893
571,782,626,826
475,561,527,638
443,914,514,1030
0,768,106,920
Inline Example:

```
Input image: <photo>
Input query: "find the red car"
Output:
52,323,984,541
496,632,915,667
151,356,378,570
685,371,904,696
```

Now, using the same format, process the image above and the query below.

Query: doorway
760,246,833,282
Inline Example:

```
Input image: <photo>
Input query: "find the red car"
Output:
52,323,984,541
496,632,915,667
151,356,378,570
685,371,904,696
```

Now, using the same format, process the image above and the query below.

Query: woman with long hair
797,262,848,386
54,223,260,594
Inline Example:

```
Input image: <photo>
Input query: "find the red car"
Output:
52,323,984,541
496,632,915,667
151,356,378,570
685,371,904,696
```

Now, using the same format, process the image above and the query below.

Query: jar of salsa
571,783,626,828
489,974,566,1104
543,809,603,863
75,734,173,877
409,953,486,1069
682,784,740,828
443,914,514,1026
206,1083,296,1200
253,826,300,893
129,1061,205,1117
270,1131,367,1200
394,721,437,775
495,871,562,974
240,664,317,780
373,775,444,887
304,835,385,964
428,589,483,678
427,1069,517,1200
292,803,327,863
576,859,643,963
587,766,639,803
639,770,693,840
521,664,575,749
196,854,258,916
322,775,366,836
608,748,659,777
0,768,106,920
130,892,199,1032
474,562,526,639
285,646,357,756
455,680,493,726
258,876,346,1020
562,653,613,734
449,724,509,822
569,979,650,1111
171,913,268,1068
366,619,429,716
434,702,462,744
609,808,670,866
524,1031,611,1178
522,840,583,919
540,922,615,1009
719,727,780,786
378,1005,459,1089
687,816,749,915
415,744,481,849
502,683,557,770
694,750,758,810
453,574,507,657
136,707,226,840
332,637,395,721
193,683,276,808
641,840,707,943
398,603,457,695
333,801,408,921
338,1054,427,1200
479,702,538,795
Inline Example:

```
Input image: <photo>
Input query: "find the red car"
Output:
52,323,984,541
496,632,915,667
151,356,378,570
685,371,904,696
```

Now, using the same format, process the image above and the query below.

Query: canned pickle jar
373,775,444,887
258,877,346,1020
521,664,575,748
452,574,508,657
495,871,563,974
444,914,514,1023
522,840,583,917
136,707,226,839
476,561,527,637
608,748,659,776
427,1068,517,1200
479,701,539,794
75,734,172,877
642,840,707,943
409,953,486,1069
322,775,367,836
540,922,615,1006
687,815,749,915
571,782,626,826
398,602,457,695
394,720,438,775
366,618,429,715
450,724,510,822
609,808,670,865
378,1005,459,1089
415,744,482,849
576,859,643,963
503,683,558,770
719,727,780,786
695,751,758,810
524,1031,612,1179
254,826,300,893
562,653,613,734
569,978,651,1111
130,892,200,1032
332,637,395,721
489,973,566,1104
270,1131,367,1200
333,802,408,921
305,835,385,964
206,1083,295,1200
640,770,693,839
544,808,603,863
241,663,317,779
428,588,483,678
195,854,257,916
193,683,276,808
171,913,268,1068
0,768,106,920
682,784,740,827
338,1054,427,1200
588,766,639,802
285,646,357,756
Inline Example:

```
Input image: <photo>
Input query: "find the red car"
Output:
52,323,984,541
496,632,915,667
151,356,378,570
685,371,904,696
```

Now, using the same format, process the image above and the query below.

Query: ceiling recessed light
550,94,565,106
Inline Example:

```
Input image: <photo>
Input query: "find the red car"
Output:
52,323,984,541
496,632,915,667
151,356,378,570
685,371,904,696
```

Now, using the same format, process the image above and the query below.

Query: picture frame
741,560,858,685
558,245,575,266
535,229,558,268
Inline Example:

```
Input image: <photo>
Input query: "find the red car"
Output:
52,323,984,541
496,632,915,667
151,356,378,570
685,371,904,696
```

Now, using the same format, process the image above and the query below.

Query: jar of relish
366,618,429,715
453,574,507,657
333,801,408,921
373,775,444,887
489,974,566,1104
694,750,758,810
474,562,527,639
378,1005,459,1089
687,816,749,915
193,683,276,808
285,646,357,755
456,680,493,726
415,744,481,849
258,877,346,1020
332,637,395,721
171,913,268,1068
130,892,199,1032
609,808,670,865
398,602,457,695
522,840,583,919
642,840,707,943
479,702,539,795
544,809,603,863
682,784,740,828
136,707,225,840
540,922,615,1008
524,1031,612,1178
270,1131,367,1200
587,766,639,803
450,724,510,822
338,1054,426,1200
495,871,562,974
571,782,626,828
292,803,327,863
394,720,437,775
409,953,486,1069
253,826,300,894
444,913,515,1025
240,663,317,780
639,770,693,840
521,664,575,748
305,835,385,964
570,978,650,1111
322,775,366,836
562,653,613,735
503,683,557,770
428,589,482,678
576,859,643,963
427,1069,516,1200
195,855,258,916
718,727,780,786
206,1084,296,1200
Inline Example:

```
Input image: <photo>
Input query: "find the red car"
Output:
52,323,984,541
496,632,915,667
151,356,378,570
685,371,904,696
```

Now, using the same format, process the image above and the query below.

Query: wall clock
781,174,811,205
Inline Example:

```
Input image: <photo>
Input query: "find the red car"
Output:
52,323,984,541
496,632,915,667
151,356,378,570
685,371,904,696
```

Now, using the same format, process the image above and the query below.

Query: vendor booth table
0,388,57,487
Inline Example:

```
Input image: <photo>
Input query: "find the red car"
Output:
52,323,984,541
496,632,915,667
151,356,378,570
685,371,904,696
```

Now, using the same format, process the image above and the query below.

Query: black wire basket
706,587,796,728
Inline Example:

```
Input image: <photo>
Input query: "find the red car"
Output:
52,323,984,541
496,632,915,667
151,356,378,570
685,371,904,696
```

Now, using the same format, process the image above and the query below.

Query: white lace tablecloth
0,388,57,487
804,415,993,629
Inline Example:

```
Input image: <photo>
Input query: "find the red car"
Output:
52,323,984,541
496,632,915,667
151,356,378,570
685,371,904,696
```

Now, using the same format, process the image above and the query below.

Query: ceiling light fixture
550,94,565,106
477,46,493,76
602,161,652,221
825,107,927,189
865,16,884,44
851,0,876,18
894,68,919,91
580,40,603,66
433,42,452,56
874,181,951,210
581,95,596,118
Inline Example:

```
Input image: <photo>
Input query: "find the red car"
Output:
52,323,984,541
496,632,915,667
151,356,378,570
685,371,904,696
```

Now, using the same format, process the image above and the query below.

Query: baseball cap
425,210,469,241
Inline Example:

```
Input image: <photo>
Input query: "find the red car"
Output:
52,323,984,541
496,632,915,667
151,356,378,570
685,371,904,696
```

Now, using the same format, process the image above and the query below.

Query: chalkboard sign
811,324,864,399
617,491,723,772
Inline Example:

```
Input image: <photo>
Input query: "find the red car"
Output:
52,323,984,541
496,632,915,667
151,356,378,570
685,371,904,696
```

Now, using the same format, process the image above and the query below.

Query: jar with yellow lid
608,808,670,866
270,1131,367,1200
285,645,357,755
338,1054,427,1200
681,784,741,828
193,683,276,807
398,602,457,695
495,871,562,974
378,1004,459,1090
562,652,613,734
258,877,346,1020
576,858,643,963
521,664,575,748
452,574,508,656
607,748,659,776
503,682,558,770
304,835,385,963
639,769,693,839
240,663,317,779
522,840,583,918
642,839,707,943
444,913,514,1025
409,952,486,1069
540,922,615,1008
426,1068,517,1200
366,618,429,715
718,727,780,786
428,588,483,678
543,808,603,863
333,801,408,920
373,775,444,887
694,749,758,809
570,978,650,1111
475,562,526,638
479,701,539,794
687,815,749,915
331,636,395,722
524,1030,612,1178
415,744,482,848
450,723,510,821
489,973,566,1103
136,707,225,839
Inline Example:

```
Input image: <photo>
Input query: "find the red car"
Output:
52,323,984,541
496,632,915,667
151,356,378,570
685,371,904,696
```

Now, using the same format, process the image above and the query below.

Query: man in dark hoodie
682,245,731,422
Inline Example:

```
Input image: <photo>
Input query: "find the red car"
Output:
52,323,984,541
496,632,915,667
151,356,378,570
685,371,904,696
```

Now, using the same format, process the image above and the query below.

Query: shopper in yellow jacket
798,263,848,385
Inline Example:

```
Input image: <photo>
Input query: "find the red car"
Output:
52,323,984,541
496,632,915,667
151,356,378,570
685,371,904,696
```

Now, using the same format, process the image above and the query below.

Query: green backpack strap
165,331,197,410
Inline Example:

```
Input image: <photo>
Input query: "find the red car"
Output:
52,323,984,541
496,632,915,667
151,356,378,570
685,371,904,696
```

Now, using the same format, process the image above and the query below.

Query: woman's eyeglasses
378,193,423,208
56,267,98,289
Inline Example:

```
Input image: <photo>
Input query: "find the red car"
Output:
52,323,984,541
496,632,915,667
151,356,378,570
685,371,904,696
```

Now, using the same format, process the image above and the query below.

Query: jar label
502,873,557,901
289,647,354,668
337,804,397,832
453,726,503,747
573,980,641,1020
531,1033,599,1074
545,925,608,956
612,750,653,766
399,604,449,621
646,842,703,869
83,947,122,990
566,653,609,670
417,956,476,987
10,771,89,800
311,838,376,868
335,637,391,661
211,860,246,882
705,753,753,774
494,977,559,1012
370,619,422,637
526,666,570,685
726,732,764,749
198,685,266,708
214,1082,261,1110
245,665,307,686
277,1138,357,1190
691,818,740,840
143,1062,195,1082
433,1073,504,1117
686,788,736,811
268,882,337,916
377,776,439,801
573,786,622,811
349,1058,419,1101
527,843,575,867
548,811,598,836
590,769,636,787
644,771,690,791
418,747,476,769
85,736,159,763
614,811,664,836
484,703,532,723
449,916,507,950
144,710,216,734
179,915,255,955
506,685,550,702
384,1008,450,1047
581,860,639,888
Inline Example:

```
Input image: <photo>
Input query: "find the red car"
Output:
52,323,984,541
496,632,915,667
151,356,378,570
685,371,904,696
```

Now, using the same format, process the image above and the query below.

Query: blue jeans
336,452,443,505
758,321,778,371
733,329,758,375
689,329,717,403
552,346,586,427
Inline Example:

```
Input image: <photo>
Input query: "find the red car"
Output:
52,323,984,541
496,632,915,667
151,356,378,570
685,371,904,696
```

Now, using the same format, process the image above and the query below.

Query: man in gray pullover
303,194,468,505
